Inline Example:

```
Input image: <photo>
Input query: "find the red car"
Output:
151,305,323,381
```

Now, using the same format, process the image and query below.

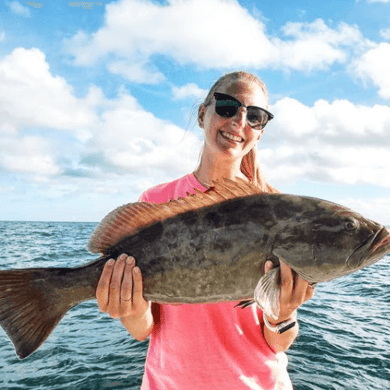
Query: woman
96,71,314,389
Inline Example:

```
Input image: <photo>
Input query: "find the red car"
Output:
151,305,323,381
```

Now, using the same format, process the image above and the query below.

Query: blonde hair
199,71,279,194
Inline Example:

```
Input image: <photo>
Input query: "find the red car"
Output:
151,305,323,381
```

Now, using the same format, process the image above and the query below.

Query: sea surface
0,221,389,390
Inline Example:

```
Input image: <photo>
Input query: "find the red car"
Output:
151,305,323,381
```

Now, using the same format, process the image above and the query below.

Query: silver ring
120,297,132,302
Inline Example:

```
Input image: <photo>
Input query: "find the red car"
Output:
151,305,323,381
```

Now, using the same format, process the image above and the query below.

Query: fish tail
0,267,94,359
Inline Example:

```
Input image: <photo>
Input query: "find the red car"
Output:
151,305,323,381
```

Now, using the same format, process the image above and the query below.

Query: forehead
217,80,268,108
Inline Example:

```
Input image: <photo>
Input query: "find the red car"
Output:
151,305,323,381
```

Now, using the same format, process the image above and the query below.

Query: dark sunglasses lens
215,99,239,118
247,108,268,128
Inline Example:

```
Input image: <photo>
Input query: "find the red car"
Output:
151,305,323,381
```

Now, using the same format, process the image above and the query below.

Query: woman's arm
262,261,314,353
96,253,154,341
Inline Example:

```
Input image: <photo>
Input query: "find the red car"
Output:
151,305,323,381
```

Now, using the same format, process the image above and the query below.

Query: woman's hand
96,254,153,340
264,260,314,324
262,260,314,352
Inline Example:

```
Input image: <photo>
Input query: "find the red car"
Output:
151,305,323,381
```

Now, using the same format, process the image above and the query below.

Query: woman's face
199,80,268,161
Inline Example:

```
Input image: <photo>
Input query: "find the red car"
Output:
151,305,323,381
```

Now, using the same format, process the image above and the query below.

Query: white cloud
64,0,367,80
0,135,60,176
380,28,390,40
92,89,201,175
352,43,390,98
337,198,390,227
172,83,207,100
0,32,5,41
275,19,366,71
271,97,390,141
0,47,201,183
0,47,98,132
0,186,14,195
261,97,390,187
107,60,165,84
6,1,31,17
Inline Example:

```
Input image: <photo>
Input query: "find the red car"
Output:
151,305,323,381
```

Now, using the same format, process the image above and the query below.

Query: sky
0,0,389,224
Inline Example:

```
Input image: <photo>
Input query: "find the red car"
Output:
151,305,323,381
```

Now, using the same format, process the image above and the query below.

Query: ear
198,104,206,128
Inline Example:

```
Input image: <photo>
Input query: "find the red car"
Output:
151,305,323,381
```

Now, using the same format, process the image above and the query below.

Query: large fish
0,179,389,360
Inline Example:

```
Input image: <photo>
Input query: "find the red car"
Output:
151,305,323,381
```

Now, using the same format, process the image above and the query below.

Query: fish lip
347,226,390,269
347,231,378,269
368,226,390,261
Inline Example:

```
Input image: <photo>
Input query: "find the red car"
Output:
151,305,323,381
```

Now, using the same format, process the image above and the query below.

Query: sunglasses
213,92,274,130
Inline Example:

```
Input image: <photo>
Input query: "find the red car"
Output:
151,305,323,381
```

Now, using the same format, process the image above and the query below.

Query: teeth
221,131,243,142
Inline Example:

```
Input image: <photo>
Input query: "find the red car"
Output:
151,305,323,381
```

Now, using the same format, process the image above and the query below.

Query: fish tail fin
0,268,82,359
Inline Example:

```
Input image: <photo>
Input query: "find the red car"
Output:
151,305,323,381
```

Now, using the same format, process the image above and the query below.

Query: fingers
109,254,128,317
264,260,274,273
279,261,294,295
96,254,147,319
96,258,115,312
277,261,314,321
121,256,134,302
132,267,144,306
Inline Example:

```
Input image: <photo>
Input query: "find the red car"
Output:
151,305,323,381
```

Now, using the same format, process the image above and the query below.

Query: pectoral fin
254,266,281,321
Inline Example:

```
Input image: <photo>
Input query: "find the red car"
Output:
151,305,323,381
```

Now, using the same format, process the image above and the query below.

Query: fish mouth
348,226,390,269
368,226,390,261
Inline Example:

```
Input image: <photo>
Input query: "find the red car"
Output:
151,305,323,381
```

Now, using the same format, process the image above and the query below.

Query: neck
193,151,248,188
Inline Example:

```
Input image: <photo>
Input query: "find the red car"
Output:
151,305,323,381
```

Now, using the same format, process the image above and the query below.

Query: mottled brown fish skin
0,191,389,359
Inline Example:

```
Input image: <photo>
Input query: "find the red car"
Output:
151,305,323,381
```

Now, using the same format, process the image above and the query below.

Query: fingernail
126,256,134,265
119,253,127,260
107,259,115,266
134,267,140,274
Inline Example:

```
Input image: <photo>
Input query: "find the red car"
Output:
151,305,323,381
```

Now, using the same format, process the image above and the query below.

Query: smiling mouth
220,131,243,143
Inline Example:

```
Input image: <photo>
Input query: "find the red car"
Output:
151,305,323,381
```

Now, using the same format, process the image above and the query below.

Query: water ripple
0,221,389,389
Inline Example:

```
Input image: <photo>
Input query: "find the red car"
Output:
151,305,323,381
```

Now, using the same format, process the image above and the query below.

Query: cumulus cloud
0,47,98,133
89,88,201,175
0,47,201,185
380,28,390,40
6,1,31,17
337,198,390,227
107,60,165,84
172,83,208,100
352,42,390,99
0,135,60,176
271,97,390,141
64,0,367,81
261,97,390,187
275,19,366,71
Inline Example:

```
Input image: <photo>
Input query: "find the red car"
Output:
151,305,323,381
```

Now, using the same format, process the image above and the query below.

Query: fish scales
103,195,275,303
0,178,389,359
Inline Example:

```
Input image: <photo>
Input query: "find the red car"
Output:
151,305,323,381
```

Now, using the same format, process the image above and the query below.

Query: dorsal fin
87,177,264,254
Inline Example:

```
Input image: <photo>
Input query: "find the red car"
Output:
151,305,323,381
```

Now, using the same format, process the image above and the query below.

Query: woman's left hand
264,260,314,324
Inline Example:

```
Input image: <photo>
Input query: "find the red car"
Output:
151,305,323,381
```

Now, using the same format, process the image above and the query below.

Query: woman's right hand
96,253,153,340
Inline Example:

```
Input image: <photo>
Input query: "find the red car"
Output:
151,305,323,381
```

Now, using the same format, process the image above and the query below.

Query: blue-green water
0,221,389,389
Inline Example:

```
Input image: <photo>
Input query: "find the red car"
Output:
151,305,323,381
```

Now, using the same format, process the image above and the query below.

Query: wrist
266,309,297,325
263,312,297,334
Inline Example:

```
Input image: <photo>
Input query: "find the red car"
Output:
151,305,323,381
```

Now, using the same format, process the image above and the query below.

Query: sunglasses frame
213,92,274,130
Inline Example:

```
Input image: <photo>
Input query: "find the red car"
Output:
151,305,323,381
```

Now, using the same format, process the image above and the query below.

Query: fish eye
345,219,357,230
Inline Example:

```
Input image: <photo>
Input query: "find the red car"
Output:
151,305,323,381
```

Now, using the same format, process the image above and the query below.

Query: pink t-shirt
139,173,293,390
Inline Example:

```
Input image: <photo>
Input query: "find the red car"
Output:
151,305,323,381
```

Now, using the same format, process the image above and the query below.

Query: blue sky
0,0,389,223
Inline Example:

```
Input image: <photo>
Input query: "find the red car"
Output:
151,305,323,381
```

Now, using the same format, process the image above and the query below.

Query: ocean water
0,221,389,390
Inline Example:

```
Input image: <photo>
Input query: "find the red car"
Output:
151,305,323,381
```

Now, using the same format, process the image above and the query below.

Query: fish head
271,197,389,284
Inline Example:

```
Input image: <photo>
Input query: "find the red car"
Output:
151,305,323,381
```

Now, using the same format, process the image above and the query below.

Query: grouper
0,179,389,359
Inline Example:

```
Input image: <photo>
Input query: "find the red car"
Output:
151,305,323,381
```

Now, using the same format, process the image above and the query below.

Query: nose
230,107,247,128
